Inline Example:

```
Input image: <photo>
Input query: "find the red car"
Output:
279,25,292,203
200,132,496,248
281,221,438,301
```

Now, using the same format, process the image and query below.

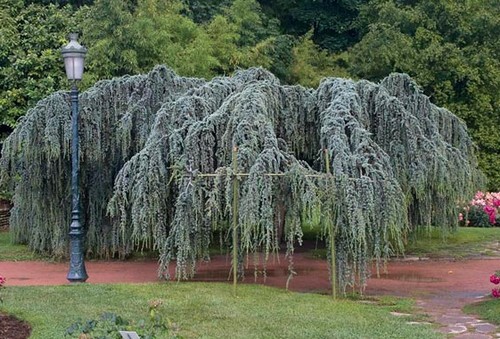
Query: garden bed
0,313,31,339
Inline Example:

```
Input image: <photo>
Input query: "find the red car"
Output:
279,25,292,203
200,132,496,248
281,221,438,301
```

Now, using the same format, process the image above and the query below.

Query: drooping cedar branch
0,66,482,292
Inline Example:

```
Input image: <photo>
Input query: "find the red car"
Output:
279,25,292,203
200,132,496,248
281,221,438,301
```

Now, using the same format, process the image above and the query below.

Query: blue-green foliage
0,66,482,292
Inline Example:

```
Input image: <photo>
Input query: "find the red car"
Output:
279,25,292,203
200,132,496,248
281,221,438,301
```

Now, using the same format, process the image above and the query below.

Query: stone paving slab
441,325,468,334
473,323,498,334
454,333,492,339
417,298,498,338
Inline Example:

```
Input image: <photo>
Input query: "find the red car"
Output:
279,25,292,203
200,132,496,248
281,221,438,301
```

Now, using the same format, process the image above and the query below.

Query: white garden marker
119,331,140,339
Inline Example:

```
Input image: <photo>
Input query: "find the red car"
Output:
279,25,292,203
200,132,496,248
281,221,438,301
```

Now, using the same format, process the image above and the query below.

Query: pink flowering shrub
491,274,500,284
491,271,500,298
0,275,5,303
460,191,500,227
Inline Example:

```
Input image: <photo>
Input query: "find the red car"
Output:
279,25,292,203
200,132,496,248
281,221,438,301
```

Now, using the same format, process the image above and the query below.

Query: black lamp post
62,33,88,283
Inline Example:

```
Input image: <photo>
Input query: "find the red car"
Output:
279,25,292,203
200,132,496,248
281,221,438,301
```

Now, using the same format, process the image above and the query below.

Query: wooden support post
232,146,239,295
325,149,336,300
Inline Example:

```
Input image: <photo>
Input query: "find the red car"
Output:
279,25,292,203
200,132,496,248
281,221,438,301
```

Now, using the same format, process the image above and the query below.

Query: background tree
0,1,76,127
80,0,277,83
77,0,135,83
181,0,231,23
289,31,350,87
1,0,498,189
345,0,500,190
258,0,367,52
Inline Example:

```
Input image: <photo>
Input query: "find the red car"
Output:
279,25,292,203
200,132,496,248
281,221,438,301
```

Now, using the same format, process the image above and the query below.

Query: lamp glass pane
73,57,85,80
63,56,85,80
64,57,75,80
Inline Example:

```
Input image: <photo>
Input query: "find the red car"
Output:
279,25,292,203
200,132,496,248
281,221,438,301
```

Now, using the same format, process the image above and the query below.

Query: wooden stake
325,149,336,300
232,146,239,295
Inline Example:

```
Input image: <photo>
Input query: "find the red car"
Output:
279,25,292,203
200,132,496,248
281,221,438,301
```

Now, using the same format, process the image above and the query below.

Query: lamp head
62,33,87,81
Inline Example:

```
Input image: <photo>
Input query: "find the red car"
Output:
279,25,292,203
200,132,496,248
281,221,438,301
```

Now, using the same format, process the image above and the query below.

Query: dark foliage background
1,0,498,189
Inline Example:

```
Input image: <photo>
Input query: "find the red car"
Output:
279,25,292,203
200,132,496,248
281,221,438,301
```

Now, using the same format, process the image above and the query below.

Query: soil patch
0,313,31,339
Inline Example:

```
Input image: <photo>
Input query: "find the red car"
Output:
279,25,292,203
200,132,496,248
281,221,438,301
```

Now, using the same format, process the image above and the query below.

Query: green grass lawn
0,282,441,339
464,299,500,325
305,227,500,260
404,227,500,259
0,231,40,261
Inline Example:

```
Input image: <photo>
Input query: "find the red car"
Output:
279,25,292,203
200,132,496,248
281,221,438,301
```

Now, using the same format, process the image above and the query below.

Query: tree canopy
1,66,482,291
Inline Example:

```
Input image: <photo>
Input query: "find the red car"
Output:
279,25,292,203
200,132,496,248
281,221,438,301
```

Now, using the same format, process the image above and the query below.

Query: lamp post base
67,232,88,283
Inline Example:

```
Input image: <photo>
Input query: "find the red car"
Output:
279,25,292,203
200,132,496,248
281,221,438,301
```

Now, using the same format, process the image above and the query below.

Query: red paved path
1,253,498,298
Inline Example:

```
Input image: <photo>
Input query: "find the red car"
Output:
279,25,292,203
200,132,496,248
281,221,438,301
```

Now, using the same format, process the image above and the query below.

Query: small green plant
64,299,179,338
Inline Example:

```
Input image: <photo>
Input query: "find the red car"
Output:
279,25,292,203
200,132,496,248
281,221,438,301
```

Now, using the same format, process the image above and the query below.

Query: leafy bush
467,205,494,227
460,192,500,227
64,300,179,338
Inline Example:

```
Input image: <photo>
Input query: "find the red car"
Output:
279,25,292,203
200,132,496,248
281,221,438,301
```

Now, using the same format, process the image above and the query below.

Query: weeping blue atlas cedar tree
0,66,483,293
